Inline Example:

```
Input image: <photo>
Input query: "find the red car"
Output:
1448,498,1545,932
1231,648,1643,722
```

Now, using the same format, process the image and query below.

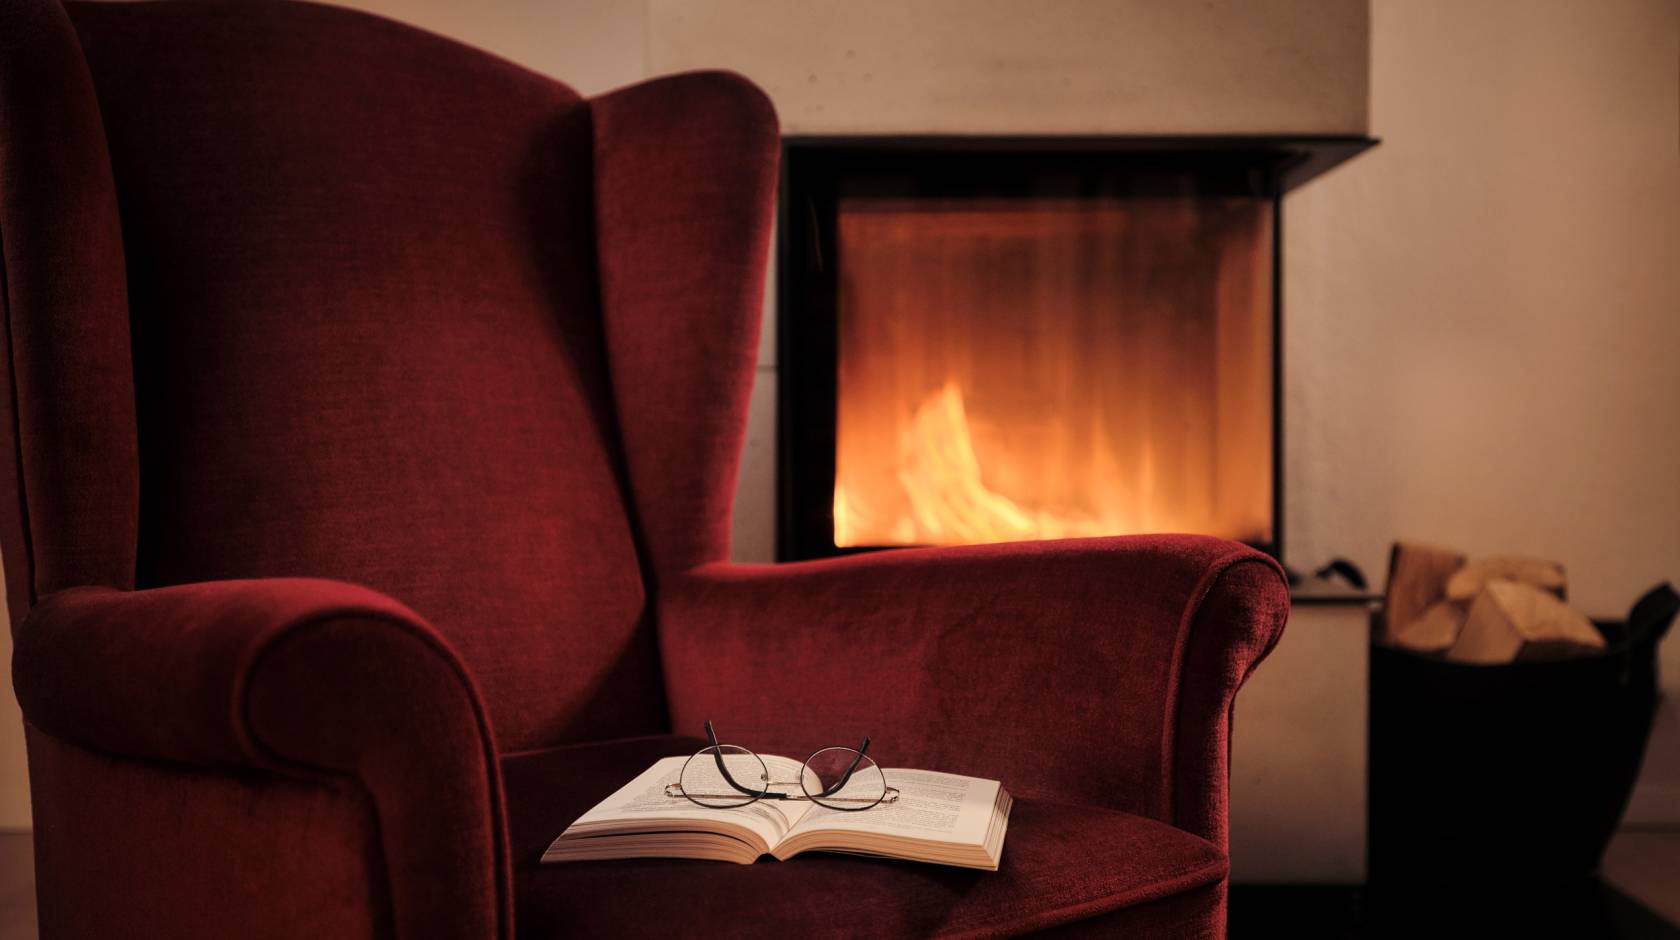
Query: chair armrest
13,578,511,940
659,535,1289,847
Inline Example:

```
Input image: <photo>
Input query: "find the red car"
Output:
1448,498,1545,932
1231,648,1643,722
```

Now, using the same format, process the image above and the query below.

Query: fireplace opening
778,138,1375,561
835,194,1274,548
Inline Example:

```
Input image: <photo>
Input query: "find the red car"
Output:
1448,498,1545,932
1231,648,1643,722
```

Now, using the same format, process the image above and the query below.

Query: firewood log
1392,599,1467,654
1445,555,1566,602
1382,542,1467,644
1446,579,1604,664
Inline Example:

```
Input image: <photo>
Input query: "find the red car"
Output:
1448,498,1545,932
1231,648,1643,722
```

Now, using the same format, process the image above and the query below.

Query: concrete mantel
648,0,1370,136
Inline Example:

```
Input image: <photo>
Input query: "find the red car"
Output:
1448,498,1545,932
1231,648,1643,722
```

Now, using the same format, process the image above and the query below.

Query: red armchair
0,1,1289,937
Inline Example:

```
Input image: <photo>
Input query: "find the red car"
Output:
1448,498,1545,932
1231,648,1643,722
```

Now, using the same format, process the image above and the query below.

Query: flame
836,382,1125,546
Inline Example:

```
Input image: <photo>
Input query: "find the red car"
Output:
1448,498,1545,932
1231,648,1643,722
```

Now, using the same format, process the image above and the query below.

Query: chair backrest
0,0,777,752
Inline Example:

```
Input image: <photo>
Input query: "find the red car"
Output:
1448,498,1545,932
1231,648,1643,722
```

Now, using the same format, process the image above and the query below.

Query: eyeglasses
663,721,902,812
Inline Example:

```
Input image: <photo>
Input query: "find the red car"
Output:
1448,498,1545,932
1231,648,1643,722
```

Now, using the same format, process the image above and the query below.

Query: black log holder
1368,582,1679,893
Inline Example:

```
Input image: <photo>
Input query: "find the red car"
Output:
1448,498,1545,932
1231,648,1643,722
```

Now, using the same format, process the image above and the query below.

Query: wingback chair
0,0,1290,936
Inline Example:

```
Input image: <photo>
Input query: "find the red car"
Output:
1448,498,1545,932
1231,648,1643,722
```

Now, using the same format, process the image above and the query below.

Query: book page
557,754,816,852
786,768,1000,845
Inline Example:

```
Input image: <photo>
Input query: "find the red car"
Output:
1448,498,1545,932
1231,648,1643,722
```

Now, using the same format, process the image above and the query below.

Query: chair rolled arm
13,578,512,939
658,535,1289,847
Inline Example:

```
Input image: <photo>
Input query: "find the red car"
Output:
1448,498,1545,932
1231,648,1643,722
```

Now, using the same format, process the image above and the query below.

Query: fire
831,195,1274,549
835,382,1113,545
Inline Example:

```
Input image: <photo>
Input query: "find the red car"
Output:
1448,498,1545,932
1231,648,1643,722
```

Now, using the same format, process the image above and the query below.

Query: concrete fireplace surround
0,0,1673,836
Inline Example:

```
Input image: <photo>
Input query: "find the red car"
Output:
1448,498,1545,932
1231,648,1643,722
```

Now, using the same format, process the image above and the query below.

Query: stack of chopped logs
1380,542,1606,663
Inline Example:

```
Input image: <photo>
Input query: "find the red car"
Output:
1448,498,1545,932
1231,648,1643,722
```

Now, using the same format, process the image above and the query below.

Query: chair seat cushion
504,736,1228,939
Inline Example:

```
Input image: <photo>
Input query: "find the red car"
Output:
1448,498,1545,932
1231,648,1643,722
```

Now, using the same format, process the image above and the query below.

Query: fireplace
777,138,1374,561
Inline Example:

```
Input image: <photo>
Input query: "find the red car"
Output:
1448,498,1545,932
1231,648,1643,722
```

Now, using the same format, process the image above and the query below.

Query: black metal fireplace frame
775,135,1377,562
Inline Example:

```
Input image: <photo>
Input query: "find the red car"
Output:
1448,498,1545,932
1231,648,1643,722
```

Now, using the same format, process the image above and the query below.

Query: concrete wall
646,0,1368,135
0,610,25,830
1287,0,1680,822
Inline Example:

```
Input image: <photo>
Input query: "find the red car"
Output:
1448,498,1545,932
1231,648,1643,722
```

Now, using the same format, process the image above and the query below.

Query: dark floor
1604,830,1680,927
1230,880,1679,939
1230,827,1680,940
0,829,1673,938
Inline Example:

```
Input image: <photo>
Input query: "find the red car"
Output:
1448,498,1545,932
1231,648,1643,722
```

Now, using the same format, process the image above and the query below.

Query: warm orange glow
837,381,1123,545
834,196,1273,548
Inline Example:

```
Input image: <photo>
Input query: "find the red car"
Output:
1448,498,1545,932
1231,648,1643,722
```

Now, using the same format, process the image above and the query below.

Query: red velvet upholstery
660,537,1289,850
0,0,138,618
14,580,510,938
593,73,778,576
65,0,662,753
0,1,1289,937
26,728,392,939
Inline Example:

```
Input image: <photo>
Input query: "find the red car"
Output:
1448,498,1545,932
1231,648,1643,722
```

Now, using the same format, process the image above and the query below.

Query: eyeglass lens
802,746,888,811
677,744,768,808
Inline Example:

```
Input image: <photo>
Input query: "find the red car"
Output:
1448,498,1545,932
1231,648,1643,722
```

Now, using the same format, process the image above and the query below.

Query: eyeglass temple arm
815,735,871,798
704,720,763,797
703,722,875,800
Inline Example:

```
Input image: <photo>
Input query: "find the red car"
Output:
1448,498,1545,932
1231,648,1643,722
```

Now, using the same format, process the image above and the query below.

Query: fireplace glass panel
833,195,1274,548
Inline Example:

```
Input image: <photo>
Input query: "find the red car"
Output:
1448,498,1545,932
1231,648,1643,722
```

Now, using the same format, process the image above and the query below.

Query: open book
543,755,1011,871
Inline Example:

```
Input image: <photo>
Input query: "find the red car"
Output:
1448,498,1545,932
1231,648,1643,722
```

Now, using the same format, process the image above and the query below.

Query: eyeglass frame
662,720,902,812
